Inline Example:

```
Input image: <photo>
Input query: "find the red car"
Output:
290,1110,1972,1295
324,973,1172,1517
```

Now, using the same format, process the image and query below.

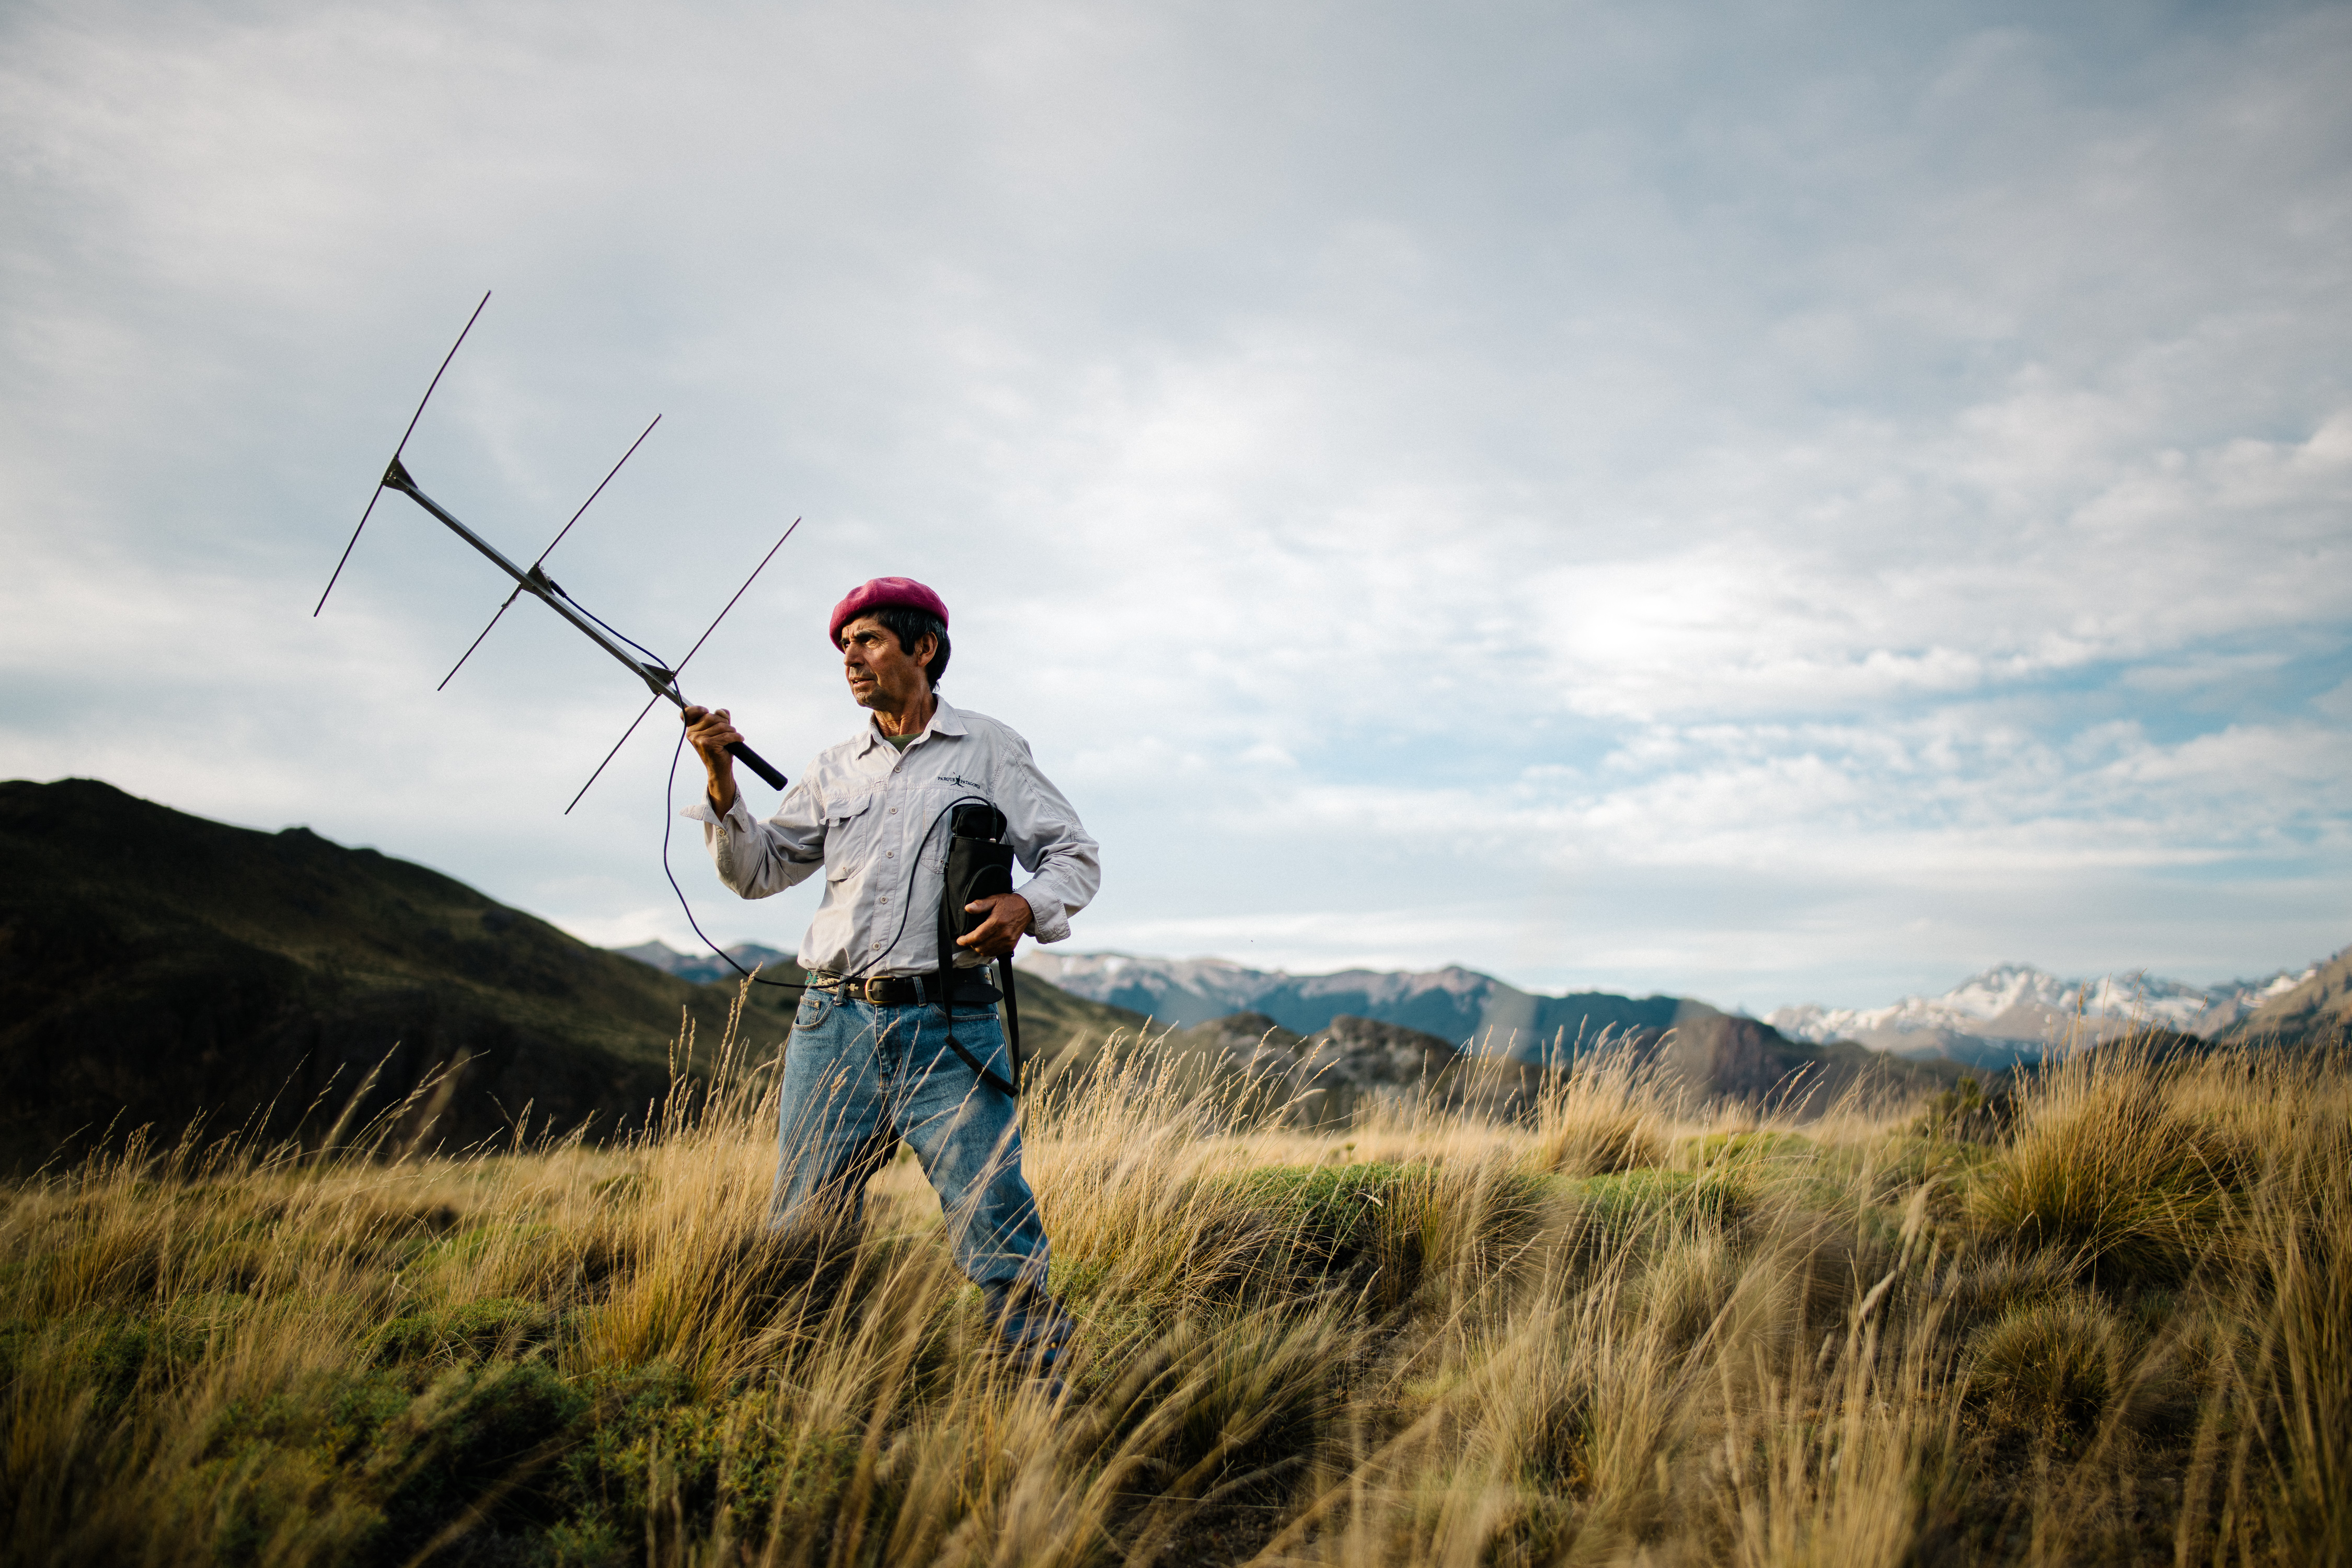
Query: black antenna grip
728,742,788,791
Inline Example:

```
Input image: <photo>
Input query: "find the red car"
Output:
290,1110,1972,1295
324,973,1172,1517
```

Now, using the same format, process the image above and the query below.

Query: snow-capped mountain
1767,962,2313,1066
1016,952,1514,1039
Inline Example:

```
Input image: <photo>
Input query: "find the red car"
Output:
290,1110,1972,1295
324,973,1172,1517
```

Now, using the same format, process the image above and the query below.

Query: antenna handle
727,741,788,791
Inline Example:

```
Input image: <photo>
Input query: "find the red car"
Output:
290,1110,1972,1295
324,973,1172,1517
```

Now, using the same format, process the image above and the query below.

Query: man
680,576,1099,1373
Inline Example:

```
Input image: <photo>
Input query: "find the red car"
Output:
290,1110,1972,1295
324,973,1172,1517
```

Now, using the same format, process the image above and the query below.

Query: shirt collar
856,693,965,755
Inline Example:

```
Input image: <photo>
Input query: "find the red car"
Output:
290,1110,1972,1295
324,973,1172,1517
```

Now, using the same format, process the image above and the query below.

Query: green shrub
202,1359,591,1561
370,1297,558,1366
1570,1167,1743,1233
1191,1161,1428,1301
1681,1131,1812,1167
373,1361,590,1545
549,1366,860,1558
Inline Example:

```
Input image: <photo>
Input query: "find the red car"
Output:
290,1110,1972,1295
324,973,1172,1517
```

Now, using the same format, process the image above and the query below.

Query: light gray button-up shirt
685,695,1100,978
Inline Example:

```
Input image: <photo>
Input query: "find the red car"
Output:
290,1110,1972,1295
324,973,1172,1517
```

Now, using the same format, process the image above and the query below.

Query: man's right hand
682,706,743,815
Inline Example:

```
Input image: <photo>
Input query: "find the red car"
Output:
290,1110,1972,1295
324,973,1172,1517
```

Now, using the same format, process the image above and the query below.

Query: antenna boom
379,457,790,791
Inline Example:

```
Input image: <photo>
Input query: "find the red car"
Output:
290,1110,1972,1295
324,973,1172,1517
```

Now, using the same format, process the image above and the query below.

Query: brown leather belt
810,971,999,1008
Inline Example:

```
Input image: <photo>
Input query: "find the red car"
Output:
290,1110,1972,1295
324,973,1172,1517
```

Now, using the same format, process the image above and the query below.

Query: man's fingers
684,704,743,754
955,900,1025,956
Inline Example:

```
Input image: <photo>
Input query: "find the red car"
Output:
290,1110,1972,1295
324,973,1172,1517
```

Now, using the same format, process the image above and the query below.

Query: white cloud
2,0,2347,1012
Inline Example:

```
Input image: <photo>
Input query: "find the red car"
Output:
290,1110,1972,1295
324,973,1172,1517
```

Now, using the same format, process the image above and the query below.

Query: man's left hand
958,893,1033,960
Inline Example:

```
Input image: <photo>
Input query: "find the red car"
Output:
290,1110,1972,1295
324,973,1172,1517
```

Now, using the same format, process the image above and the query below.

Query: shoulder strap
937,887,1018,1099
999,954,1022,1081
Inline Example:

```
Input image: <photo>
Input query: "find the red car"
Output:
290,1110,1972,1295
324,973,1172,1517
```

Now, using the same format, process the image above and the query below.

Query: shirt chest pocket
912,782,994,874
821,789,881,881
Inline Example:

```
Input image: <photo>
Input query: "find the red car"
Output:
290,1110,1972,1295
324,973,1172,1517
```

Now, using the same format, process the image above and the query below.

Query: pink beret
828,577,950,647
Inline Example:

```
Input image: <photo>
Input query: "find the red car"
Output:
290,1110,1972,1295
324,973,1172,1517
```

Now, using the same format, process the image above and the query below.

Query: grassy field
3,999,2346,1566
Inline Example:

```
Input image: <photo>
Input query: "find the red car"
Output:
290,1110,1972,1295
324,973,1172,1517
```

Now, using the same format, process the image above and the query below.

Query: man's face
840,614,935,712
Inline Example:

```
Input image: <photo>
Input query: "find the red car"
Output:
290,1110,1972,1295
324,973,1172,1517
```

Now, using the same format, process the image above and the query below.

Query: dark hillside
0,779,782,1168
1006,969,1151,1060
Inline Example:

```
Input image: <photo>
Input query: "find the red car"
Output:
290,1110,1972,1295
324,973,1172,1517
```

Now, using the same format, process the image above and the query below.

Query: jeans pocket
794,993,833,1031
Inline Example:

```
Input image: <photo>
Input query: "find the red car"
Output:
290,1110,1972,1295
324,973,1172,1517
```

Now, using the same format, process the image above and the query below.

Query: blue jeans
771,987,1051,1288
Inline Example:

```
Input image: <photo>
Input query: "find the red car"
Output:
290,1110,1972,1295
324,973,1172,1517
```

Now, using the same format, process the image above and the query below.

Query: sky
3,0,2347,1012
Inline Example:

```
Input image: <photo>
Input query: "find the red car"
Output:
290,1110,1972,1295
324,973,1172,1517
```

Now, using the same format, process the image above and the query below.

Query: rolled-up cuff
681,795,759,834
1019,887,1072,945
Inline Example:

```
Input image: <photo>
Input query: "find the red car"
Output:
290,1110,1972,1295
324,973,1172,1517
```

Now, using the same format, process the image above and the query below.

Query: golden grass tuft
1967,1041,2238,1284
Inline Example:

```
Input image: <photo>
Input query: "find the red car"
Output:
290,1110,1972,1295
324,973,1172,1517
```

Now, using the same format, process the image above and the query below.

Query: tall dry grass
1,1005,2345,1567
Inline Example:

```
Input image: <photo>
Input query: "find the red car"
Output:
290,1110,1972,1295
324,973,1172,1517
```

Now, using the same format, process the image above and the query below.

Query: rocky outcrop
1298,1014,1461,1090
1148,1011,1460,1127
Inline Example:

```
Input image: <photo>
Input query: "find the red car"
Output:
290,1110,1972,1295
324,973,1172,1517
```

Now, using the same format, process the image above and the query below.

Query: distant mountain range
1016,951,1702,1055
1016,953,1524,1039
1015,951,1838,1080
1766,961,2323,1067
1018,948,2346,1073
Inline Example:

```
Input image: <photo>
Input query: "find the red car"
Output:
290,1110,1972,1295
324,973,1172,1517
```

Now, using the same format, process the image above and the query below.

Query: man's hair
850,605,951,687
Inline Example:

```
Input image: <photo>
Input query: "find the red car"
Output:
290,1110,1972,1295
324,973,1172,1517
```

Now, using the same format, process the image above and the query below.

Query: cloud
1,0,2347,1011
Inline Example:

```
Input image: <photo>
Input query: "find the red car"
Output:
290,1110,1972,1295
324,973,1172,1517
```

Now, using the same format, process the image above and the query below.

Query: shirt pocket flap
824,787,877,827
822,788,879,882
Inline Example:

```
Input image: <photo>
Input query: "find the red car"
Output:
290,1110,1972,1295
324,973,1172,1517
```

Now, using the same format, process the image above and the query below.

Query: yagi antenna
322,297,797,804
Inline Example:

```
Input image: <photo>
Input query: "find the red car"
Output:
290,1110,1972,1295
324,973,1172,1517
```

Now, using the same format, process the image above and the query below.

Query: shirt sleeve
995,734,1100,944
683,777,826,898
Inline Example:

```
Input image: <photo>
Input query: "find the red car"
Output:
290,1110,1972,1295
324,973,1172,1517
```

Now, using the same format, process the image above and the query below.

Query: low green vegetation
1,1025,2346,1565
